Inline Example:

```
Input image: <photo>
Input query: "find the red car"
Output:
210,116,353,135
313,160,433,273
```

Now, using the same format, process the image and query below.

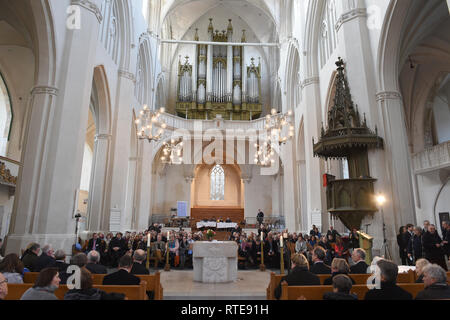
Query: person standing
422,225,447,271
407,227,424,263
403,224,415,265
397,226,408,265
256,209,264,226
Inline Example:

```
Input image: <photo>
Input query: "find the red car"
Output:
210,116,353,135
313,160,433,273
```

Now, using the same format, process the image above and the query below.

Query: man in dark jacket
326,226,340,243
323,274,358,300
415,264,450,300
86,233,105,254
364,260,412,300
422,225,447,271
130,249,150,275
34,245,56,272
403,224,415,265
21,243,40,271
54,250,69,273
60,253,88,285
103,255,140,286
85,250,107,274
350,248,368,274
310,247,331,274
108,232,128,268
275,253,320,300
407,227,423,263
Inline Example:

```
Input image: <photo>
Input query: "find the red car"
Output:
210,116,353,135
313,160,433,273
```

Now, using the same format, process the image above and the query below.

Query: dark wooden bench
280,283,426,300
266,270,417,300
5,281,147,300
24,271,164,300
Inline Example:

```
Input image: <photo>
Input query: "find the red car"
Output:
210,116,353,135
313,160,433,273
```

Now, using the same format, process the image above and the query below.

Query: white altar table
193,241,238,283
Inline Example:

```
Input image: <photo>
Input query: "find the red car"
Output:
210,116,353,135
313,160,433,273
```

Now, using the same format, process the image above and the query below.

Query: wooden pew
266,270,416,299
5,281,147,300
280,283,426,300
25,271,164,300
91,273,164,300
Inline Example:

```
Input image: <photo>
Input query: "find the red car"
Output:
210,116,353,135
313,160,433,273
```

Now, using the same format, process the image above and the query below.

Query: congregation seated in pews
267,252,450,300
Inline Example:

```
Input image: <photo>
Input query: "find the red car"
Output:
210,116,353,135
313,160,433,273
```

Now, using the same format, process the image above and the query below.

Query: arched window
0,73,12,157
210,164,225,200
319,0,338,69
99,0,121,64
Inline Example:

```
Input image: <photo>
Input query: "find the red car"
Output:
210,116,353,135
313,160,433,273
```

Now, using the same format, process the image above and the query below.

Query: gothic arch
135,34,153,107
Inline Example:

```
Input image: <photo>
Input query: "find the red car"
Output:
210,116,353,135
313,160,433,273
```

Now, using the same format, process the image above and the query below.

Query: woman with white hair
414,258,430,283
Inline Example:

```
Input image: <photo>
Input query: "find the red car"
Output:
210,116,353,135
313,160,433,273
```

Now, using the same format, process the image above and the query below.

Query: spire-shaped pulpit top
313,58,383,160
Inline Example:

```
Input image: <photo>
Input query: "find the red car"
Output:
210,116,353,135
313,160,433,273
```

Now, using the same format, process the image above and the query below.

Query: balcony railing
411,141,450,174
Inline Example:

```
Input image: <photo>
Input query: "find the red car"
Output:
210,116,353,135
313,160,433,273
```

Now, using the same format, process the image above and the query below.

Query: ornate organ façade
176,19,262,120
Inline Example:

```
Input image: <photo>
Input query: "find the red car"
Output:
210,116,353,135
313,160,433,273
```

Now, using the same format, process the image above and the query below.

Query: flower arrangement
203,229,216,241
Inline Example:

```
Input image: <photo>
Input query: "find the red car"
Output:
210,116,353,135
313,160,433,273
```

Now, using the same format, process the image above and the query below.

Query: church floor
160,269,275,300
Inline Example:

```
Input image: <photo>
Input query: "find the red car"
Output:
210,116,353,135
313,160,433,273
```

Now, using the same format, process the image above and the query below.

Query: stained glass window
210,164,225,200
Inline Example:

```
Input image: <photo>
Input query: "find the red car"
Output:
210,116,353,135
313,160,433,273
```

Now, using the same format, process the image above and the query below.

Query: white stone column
374,91,416,259
281,141,299,232
86,133,112,232
108,70,135,231
302,78,325,231
6,0,102,255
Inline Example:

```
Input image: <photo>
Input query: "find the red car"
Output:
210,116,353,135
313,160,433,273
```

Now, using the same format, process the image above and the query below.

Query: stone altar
193,241,238,283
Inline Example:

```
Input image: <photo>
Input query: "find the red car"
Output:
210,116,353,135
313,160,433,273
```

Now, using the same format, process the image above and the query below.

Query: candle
147,233,151,247
280,234,284,247
261,232,264,242
167,231,170,239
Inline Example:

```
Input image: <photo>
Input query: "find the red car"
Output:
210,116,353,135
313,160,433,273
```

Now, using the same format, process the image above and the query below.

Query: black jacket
85,263,108,274
415,283,450,300
34,253,57,272
64,288,125,300
102,269,140,285
87,239,106,253
55,261,70,273
407,234,423,259
275,266,320,300
323,292,358,300
350,261,368,274
422,231,444,259
310,261,331,275
21,251,39,271
130,262,149,275
364,282,413,300
323,272,356,286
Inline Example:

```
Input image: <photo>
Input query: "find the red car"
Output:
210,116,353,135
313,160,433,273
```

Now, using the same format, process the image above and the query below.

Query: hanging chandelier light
135,104,167,142
254,140,276,166
264,108,294,145
161,138,184,164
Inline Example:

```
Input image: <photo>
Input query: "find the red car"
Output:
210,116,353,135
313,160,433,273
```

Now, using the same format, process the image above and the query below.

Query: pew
266,270,417,300
280,283,426,300
24,271,164,300
5,281,147,300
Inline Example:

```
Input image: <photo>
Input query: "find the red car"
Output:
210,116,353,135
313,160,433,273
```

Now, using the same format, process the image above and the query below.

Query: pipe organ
176,19,262,120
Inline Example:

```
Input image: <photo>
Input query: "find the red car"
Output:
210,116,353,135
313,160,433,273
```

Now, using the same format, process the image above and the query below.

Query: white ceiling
161,0,278,43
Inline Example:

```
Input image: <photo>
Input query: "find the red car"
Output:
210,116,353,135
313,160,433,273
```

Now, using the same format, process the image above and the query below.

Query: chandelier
135,105,167,142
161,138,184,164
254,140,276,166
265,108,294,145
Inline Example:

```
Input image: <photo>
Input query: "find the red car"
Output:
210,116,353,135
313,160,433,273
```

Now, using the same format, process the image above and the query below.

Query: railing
411,141,450,174
159,112,266,133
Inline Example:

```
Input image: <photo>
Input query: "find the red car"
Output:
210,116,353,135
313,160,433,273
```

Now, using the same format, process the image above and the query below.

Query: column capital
376,91,403,102
336,8,367,32
301,77,319,89
118,69,136,82
71,0,103,23
95,134,112,141
31,86,58,96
